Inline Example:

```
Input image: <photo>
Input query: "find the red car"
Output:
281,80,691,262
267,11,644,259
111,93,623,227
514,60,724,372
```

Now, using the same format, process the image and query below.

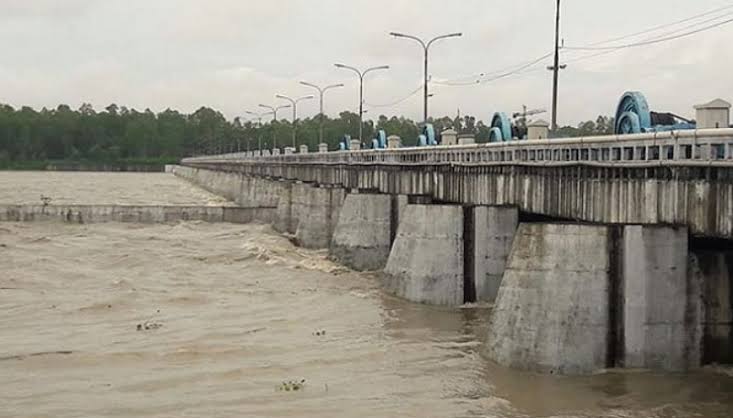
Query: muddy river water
1,172,732,417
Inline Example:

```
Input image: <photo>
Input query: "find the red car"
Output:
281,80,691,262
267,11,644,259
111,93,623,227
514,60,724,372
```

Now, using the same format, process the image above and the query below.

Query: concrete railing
182,128,733,167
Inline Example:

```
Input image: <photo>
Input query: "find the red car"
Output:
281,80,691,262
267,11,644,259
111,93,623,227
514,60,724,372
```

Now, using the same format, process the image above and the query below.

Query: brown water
0,171,231,206
1,173,732,418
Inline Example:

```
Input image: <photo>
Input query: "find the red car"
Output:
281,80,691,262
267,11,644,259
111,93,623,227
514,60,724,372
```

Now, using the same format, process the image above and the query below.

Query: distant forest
0,103,615,168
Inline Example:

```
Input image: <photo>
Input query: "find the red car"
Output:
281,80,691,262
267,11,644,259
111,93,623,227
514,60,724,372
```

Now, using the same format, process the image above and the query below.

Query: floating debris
313,329,326,336
0,350,73,362
278,379,306,392
136,321,163,331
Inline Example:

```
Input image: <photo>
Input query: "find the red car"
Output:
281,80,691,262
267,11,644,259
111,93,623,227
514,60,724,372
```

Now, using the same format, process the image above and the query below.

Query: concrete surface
294,185,345,249
690,250,733,364
622,226,698,371
329,194,392,271
383,204,464,306
472,206,519,302
0,204,272,224
487,223,613,375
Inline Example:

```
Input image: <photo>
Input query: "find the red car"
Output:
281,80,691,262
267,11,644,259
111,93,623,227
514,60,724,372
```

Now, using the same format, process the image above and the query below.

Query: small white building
527,119,550,140
694,99,731,129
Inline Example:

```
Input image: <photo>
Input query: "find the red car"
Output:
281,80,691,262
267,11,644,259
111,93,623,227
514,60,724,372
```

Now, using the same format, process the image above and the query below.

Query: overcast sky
0,0,731,125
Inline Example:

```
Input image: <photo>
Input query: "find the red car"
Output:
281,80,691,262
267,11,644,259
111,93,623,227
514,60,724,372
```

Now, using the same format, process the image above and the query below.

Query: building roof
694,99,731,109
528,119,550,127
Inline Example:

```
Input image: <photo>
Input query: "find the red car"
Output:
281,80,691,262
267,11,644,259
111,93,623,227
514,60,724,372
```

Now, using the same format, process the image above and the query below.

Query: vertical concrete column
383,204,464,306
330,194,392,271
689,250,733,364
487,224,613,375
471,206,519,302
273,180,293,234
622,225,699,370
295,185,345,249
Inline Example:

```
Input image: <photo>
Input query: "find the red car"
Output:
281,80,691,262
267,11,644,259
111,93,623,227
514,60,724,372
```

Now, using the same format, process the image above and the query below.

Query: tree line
0,102,614,167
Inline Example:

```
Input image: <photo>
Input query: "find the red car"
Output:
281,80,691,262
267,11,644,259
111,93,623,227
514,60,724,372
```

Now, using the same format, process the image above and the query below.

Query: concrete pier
622,226,700,370
272,180,294,234
690,250,733,364
488,223,704,375
470,206,519,302
294,185,345,249
383,204,464,306
487,224,613,375
330,193,393,271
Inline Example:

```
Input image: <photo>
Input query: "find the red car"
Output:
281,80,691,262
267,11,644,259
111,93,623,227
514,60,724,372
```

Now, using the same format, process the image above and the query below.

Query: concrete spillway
0,204,272,224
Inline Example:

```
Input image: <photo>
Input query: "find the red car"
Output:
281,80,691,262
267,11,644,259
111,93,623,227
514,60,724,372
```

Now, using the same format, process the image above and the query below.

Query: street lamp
258,103,291,150
300,81,344,144
245,110,268,151
335,63,389,142
389,31,462,123
275,94,314,149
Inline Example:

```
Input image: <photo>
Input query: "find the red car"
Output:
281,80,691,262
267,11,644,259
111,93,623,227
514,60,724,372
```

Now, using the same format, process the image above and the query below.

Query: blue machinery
489,112,514,142
416,124,438,146
614,91,695,134
372,130,387,149
338,134,352,150
339,91,698,149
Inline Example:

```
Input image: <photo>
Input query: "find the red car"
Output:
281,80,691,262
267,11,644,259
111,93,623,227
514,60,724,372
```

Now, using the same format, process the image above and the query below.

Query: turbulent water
1,172,733,418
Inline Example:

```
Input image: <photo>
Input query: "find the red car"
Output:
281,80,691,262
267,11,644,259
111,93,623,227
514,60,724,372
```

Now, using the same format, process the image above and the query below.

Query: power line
566,17,733,51
433,51,554,86
587,3,733,46
364,84,423,108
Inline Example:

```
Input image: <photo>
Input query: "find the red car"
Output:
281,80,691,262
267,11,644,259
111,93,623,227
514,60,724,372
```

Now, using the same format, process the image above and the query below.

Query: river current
1,172,732,418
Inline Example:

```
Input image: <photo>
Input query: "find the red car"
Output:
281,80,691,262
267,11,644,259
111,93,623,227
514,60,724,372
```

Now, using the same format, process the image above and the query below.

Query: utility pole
335,63,389,141
300,81,344,144
389,31,462,124
258,104,291,151
547,0,566,132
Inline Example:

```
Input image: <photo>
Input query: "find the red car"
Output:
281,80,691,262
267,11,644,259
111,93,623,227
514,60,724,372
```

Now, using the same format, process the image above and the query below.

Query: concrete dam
175,126,733,376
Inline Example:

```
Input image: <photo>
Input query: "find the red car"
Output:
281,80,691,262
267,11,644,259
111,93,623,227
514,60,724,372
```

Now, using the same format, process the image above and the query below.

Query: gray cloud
0,0,731,125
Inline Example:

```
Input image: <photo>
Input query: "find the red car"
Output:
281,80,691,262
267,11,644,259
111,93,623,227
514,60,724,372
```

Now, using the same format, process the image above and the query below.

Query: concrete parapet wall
0,204,273,224
383,204,464,306
330,194,392,271
487,223,613,375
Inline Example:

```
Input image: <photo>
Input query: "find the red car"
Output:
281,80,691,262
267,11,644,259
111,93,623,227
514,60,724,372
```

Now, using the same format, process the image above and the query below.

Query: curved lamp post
275,94,314,149
334,63,389,141
300,81,344,144
258,103,291,150
389,31,462,123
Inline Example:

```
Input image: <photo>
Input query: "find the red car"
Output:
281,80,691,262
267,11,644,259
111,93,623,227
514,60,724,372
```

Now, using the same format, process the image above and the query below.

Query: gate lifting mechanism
338,134,352,150
488,111,539,142
416,123,438,146
614,91,695,134
372,129,387,149
489,112,514,142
